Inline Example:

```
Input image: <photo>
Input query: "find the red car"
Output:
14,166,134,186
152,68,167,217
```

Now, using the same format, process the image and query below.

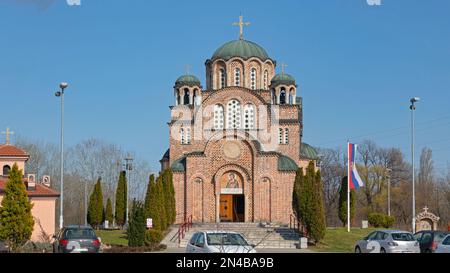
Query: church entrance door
219,194,245,222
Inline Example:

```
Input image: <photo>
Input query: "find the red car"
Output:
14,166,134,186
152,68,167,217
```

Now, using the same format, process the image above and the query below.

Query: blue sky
1,0,450,173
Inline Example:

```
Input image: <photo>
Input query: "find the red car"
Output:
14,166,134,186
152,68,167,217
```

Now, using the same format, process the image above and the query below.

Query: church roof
271,73,296,86
171,156,186,172
175,74,201,87
0,178,59,198
0,145,29,157
301,143,319,160
212,40,270,61
277,155,299,171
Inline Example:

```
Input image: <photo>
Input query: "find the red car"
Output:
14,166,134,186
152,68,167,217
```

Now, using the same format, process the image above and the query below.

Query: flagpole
347,141,350,233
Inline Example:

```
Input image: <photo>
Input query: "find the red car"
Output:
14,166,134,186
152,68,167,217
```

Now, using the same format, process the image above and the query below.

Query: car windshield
391,233,415,241
435,233,448,242
206,233,249,246
64,228,96,239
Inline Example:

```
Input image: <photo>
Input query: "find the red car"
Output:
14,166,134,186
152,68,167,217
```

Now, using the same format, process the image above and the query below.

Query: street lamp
55,82,68,229
410,97,420,233
124,156,133,227
386,168,392,217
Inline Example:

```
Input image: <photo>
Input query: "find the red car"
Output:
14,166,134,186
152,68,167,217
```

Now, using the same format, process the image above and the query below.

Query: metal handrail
177,215,193,244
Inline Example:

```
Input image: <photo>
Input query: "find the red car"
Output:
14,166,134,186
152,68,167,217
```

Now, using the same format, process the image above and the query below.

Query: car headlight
388,242,398,246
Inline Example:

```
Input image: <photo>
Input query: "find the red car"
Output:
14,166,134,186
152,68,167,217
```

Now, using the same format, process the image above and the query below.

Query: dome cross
232,15,250,40
1,127,14,145
281,62,288,75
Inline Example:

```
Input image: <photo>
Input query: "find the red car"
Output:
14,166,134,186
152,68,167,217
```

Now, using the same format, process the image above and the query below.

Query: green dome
278,155,299,172
212,40,270,61
171,156,186,172
175,74,201,87
301,143,319,160
271,73,296,86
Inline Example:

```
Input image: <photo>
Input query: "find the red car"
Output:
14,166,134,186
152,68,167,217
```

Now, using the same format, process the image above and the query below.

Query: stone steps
162,222,301,249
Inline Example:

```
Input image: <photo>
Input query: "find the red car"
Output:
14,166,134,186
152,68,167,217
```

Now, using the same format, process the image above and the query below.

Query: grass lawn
311,228,384,253
95,230,128,246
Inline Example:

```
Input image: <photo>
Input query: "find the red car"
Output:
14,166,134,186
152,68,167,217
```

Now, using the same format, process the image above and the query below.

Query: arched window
227,99,241,129
193,89,197,106
278,128,283,144
183,89,190,105
219,68,226,89
263,70,268,89
180,128,185,144
280,88,286,105
186,128,191,144
250,68,256,90
234,68,241,86
2,165,11,176
288,91,293,104
213,104,224,130
284,128,289,144
244,104,255,130
176,92,181,106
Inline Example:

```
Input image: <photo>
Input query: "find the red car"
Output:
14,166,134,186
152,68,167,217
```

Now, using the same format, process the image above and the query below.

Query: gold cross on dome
281,62,288,75
1,127,14,145
185,64,192,75
232,15,250,40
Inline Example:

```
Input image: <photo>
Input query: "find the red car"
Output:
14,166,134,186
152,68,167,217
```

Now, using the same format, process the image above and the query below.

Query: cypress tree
338,176,356,227
292,167,303,218
0,164,34,251
144,174,160,230
296,161,326,244
309,168,326,243
156,175,167,230
127,200,146,247
162,169,176,225
87,178,104,229
105,198,114,225
115,171,127,228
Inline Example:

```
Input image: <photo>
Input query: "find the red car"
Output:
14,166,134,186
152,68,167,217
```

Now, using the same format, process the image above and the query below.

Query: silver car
435,234,450,253
186,231,257,253
355,230,420,253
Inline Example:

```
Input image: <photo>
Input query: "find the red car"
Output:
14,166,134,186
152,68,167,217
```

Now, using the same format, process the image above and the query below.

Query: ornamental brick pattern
163,40,313,225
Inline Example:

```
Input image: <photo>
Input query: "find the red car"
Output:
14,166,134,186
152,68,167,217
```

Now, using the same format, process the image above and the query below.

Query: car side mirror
251,244,256,248
196,242,204,248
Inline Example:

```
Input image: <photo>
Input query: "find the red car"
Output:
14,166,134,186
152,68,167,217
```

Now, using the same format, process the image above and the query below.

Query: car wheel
355,246,361,253
425,249,432,253
380,248,386,253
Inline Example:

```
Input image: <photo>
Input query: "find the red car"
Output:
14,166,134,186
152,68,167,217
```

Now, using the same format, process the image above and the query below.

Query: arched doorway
219,171,245,222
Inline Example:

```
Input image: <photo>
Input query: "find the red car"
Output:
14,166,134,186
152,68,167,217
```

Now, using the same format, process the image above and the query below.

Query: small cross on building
232,15,250,40
281,63,288,75
1,127,14,145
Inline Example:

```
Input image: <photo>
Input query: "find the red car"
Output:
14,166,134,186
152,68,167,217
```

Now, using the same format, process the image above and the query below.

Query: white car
435,234,450,253
354,230,420,253
186,231,257,253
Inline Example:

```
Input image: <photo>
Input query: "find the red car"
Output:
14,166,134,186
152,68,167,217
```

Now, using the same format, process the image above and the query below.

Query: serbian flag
348,142,364,189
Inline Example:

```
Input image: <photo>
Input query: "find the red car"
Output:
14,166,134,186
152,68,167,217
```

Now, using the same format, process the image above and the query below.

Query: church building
160,17,318,224
0,128,59,242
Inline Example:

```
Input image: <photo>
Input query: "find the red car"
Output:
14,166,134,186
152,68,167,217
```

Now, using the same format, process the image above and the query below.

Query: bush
145,229,163,245
368,213,395,228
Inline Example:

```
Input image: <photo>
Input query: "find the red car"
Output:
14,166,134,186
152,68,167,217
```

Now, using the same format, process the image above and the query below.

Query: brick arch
188,173,209,222
203,130,259,160
257,176,273,222
201,86,267,107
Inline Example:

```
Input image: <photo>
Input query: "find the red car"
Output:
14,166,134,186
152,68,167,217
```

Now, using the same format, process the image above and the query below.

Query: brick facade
162,39,313,225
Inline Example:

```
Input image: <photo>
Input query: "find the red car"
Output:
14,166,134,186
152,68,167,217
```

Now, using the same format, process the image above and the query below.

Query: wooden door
220,195,233,222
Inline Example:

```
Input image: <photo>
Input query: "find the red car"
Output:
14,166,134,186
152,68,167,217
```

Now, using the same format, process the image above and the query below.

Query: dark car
0,241,9,253
414,230,449,253
52,225,101,253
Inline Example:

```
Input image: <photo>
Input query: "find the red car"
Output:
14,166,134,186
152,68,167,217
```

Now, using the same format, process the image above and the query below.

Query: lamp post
124,156,133,226
410,97,420,233
55,82,68,229
386,168,392,217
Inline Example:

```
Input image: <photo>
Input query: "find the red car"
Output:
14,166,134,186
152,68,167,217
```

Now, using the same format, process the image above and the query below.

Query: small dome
175,74,201,87
278,155,299,171
271,73,296,86
301,143,319,160
212,40,270,61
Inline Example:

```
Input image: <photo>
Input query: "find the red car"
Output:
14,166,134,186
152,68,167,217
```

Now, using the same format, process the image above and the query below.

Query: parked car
0,241,9,253
355,230,420,253
414,230,449,253
435,234,450,253
52,225,101,253
186,231,256,253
